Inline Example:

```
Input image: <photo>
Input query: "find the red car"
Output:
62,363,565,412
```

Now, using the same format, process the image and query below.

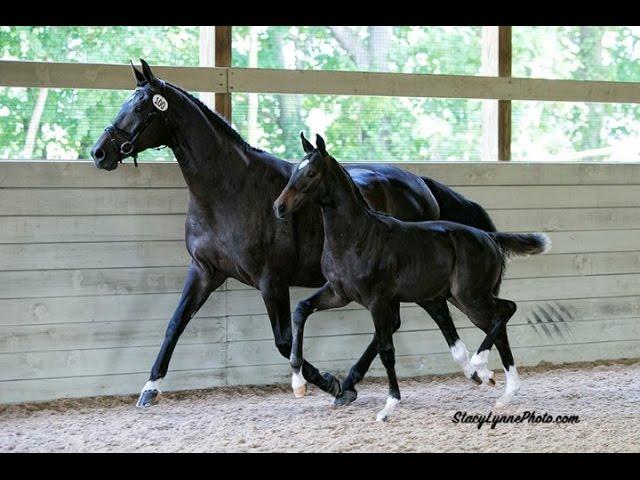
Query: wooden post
215,26,232,122
199,26,216,110
498,26,512,161
481,26,512,161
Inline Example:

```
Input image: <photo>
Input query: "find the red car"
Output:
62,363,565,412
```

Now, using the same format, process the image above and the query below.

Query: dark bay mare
274,135,551,420
91,60,497,408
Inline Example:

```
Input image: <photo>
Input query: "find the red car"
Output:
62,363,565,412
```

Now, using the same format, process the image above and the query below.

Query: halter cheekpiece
104,80,169,167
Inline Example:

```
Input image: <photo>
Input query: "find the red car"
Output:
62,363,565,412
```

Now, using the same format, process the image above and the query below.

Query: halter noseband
104,80,169,167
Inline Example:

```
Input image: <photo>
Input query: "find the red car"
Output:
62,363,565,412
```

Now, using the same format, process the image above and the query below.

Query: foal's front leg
290,283,350,397
335,303,400,406
370,300,402,422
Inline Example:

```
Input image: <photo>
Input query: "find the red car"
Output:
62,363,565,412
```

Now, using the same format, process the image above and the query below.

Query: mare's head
90,59,172,170
274,132,334,219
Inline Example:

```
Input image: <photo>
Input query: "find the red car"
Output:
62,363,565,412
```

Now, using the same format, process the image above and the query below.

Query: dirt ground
1,359,638,453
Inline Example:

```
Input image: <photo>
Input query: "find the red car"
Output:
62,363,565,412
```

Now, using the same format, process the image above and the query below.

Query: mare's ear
315,134,327,156
130,60,145,85
300,131,314,154
140,58,159,87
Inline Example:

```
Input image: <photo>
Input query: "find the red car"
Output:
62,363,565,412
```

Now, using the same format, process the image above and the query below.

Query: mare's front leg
290,283,350,397
137,262,224,408
260,278,344,398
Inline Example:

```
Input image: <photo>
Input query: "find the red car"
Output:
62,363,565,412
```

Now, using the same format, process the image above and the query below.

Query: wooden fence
1,161,639,403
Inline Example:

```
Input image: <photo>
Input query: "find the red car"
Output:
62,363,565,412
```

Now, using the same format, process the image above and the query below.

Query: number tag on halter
152,94,168,112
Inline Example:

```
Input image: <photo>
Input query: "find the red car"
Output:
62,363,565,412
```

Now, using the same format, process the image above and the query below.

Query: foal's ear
130,60,145,85
315,134,327,156
140,58,156,84
300,131,314,154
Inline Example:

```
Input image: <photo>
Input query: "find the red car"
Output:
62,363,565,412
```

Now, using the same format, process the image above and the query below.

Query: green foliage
1,26,639,162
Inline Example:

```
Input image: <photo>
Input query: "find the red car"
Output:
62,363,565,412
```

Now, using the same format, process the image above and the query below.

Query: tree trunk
578,26,604,153
247,28,260,146
274,29,302,158
23,87,48,159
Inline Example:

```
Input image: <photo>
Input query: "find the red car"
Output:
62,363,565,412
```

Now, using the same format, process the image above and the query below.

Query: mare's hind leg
334,303,401,407
290,283,350,398
493,327,521,407
261,278,344,399
418,300,480,384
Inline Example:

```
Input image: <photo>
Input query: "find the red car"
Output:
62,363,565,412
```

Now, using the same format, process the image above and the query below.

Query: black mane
335,159,392,218
167,81,263,153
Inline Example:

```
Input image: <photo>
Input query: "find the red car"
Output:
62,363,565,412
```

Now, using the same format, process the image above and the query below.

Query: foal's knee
293,299,313,324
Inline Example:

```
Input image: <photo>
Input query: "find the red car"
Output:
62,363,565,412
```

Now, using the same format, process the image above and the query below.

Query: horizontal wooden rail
228,68,640,103
1,61,640,104
0,61,228,92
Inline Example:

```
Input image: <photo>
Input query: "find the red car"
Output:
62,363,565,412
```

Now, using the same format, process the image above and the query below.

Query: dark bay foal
274,135,551,420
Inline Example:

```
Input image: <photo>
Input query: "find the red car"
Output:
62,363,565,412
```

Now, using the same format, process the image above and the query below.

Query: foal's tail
490,232,552,257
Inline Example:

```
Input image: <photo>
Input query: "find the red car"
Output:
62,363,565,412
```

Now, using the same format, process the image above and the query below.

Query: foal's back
365,216,504,303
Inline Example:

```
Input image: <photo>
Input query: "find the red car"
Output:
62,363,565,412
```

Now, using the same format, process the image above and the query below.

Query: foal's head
274,132,333,219
91,59,172,171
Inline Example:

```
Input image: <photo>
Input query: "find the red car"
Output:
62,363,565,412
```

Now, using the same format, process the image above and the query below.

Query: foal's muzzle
274,201,288,219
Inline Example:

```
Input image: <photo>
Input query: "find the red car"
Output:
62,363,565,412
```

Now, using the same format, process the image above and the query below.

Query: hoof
469,371,483,385
136,389,159,408
376,397,399,422
376,413,390,422
334,389,358,407
485,374,496,387
293,383,307,398
321,371,342,397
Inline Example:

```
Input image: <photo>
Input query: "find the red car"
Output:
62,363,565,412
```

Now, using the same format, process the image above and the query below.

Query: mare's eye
306,170,316,178
135,103,144,112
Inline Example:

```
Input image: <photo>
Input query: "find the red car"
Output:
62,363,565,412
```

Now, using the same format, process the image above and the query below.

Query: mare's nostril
93,148,105,161
277,204,287,216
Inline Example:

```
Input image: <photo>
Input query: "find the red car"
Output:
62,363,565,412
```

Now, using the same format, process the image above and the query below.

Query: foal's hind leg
493,327,521,407
418,300,480,384
467,298,517,388
290,283,350,398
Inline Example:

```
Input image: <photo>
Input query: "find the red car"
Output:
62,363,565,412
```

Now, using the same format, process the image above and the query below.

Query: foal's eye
306,170,316,178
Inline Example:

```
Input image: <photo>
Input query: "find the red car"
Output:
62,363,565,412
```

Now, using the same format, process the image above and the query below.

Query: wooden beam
227,67,640,103
2,59,639,104
0,60,227,92
215,26,232,122
498,26,512,161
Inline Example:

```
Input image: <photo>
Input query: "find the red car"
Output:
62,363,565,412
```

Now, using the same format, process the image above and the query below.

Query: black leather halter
104,81,169,167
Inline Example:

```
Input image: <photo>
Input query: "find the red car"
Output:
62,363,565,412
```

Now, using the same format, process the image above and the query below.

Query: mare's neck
163,86,252,205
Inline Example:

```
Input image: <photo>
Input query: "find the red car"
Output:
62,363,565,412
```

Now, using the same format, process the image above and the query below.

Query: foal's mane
334,158,392,218
166,81,264,153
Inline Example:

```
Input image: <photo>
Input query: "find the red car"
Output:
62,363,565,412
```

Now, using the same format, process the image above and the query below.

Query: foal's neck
320,159,375,248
